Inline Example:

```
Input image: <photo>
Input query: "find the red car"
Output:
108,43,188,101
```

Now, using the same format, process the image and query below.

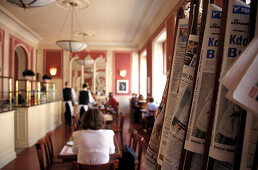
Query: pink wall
9,35,33,77
0,28,4,98
43,49,63,79
71,50,107,61
113,51,132,95
139,0,186,97
85,78,92,88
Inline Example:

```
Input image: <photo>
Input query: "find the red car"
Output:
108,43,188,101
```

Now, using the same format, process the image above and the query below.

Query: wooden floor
2,115,150,170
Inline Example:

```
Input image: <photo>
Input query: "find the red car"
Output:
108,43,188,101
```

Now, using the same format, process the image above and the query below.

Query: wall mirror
95,56,106,96
72,55,106,99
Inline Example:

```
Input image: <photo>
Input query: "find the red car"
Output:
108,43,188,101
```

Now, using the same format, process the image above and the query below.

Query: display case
0,76,14,111
0,76,58,111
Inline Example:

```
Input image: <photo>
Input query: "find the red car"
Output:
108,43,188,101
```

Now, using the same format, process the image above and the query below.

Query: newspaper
161,34,199,170
225,40,258,116
143,68,172,170
184,4,222,154
240,112,258,170
157,18,189,165
209,0,250,163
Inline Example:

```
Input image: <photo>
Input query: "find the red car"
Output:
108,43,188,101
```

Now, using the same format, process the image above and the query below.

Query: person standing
62,81,76,127
78,83,95,119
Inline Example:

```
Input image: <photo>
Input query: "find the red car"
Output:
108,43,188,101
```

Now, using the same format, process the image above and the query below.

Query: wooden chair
72,159,119,170
129,132,145,170
35,136,72,170
73,113,80,131
128,128,137,147
112,112,125,146
146,110,155,133
46,131,64,164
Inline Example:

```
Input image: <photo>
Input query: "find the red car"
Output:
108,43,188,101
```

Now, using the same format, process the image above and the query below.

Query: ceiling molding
39,40,137,49
87,41,137,48
137,0,180,50
0,6,42,42
130,0,154,42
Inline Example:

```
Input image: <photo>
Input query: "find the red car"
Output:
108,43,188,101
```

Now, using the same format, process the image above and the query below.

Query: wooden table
58,134,121,162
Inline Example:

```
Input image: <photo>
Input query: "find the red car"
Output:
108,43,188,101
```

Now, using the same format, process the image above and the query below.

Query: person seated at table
106,92,119,113
143,97,157,132
129,93,138,116
147,97,157,117
133,94,146,122
72,108,115,164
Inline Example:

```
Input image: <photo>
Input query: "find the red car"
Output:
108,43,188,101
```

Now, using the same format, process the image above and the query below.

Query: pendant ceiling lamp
7,0,55,8
56,1,89,53
76,58,94,66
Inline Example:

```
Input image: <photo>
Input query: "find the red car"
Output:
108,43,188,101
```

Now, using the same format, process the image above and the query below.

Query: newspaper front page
157,18,189,165
143,68,172,170
240,113,258,170
161,34,199,170
184,4,222,154
209,0,250,163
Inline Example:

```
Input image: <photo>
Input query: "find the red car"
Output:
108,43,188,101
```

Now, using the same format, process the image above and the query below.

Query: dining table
57,132,122,162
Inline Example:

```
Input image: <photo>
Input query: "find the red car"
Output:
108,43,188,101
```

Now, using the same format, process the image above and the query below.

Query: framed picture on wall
117,80,128,93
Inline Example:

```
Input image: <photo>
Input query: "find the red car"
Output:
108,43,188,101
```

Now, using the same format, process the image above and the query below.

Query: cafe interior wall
0,11,38,99
69,46,139,115
0,0,183,113
37,45,139,114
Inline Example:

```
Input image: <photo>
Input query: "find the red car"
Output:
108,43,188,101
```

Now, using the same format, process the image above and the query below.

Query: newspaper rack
149,0,258,170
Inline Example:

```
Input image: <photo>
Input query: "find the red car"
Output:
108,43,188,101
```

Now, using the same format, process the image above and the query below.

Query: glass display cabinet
0,76,57,111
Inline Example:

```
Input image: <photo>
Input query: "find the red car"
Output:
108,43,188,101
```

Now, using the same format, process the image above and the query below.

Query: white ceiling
0,0,175,48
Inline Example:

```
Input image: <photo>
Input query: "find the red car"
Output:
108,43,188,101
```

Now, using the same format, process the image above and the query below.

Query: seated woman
72,108,115,164
143,97,157,132
106,92,119,114
134,94,146,122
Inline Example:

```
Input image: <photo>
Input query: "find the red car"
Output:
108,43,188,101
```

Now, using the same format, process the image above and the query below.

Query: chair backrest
148,110,156,116
72,159,119,170
131,133,145,170
35,136,51,170
46,131,54,163
115,102,119,114
128,128,137,147
119,113,125,146
73,113,79,131
119,113,125,130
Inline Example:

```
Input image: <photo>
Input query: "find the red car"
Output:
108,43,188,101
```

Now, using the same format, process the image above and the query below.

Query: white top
72,129,115,164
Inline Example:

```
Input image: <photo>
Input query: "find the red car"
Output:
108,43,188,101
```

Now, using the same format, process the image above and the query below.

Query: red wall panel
71,50,107,61
0,28,4,98
138,0,186,97
43,49,63,78
9,35,33,77
113,51,132,95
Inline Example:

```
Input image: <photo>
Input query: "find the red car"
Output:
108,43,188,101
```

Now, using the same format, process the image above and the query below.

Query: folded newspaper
220,36,258,116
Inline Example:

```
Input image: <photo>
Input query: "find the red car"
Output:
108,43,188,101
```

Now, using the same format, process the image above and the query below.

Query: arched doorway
14,46,28,80
14,46,28,105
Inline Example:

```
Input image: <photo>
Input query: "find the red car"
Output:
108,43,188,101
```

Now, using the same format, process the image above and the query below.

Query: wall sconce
119,70,127,78
50,67,57,76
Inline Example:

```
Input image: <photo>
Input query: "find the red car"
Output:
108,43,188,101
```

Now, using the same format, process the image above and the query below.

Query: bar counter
0,100,62,169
